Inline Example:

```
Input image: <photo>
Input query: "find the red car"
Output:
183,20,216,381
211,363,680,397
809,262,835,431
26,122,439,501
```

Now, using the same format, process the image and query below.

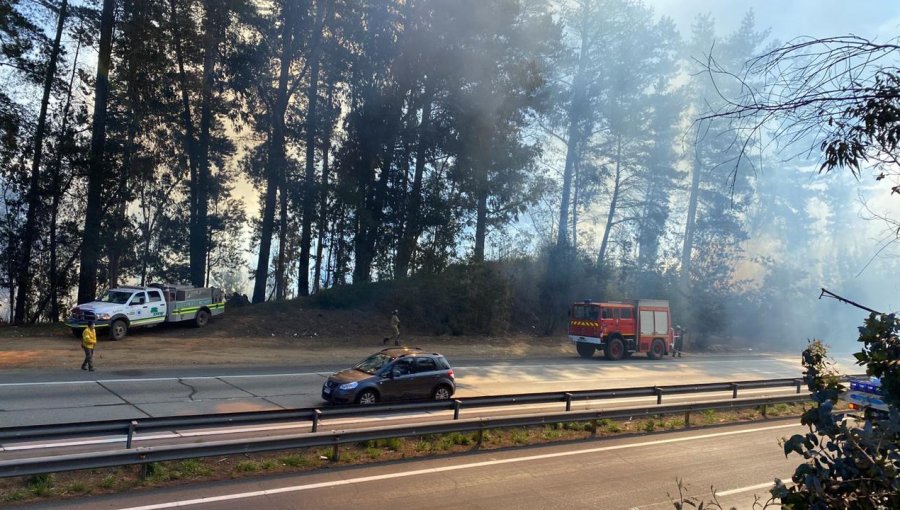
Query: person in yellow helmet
81,321,97,371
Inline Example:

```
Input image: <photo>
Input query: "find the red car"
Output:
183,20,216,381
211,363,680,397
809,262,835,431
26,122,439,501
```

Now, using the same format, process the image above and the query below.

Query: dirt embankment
0,306,572,370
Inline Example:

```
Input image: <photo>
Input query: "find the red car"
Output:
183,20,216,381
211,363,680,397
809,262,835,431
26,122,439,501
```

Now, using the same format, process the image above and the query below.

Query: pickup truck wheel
576,342,595,359
110,320,128,341
648,338,666,360
71,328,82,338
604,337,625,361
194,309,210,328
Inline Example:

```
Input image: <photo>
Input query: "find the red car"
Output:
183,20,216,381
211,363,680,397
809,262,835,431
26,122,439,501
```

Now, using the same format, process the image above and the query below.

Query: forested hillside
0,0,897,348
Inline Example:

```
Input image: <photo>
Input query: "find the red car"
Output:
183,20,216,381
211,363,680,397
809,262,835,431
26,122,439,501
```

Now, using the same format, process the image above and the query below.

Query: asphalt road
18,419,804,510
0,354,854,428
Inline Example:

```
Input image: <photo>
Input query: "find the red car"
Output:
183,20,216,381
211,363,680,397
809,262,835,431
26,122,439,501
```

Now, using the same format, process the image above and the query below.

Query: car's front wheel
433,384,453,401
356,389,378,405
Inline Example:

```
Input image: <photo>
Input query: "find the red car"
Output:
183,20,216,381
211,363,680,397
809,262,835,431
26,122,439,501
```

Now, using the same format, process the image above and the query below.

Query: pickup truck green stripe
173,303,225,314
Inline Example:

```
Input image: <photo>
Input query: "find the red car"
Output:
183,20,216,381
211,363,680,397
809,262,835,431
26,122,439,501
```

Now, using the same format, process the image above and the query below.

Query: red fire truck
568,299,674,360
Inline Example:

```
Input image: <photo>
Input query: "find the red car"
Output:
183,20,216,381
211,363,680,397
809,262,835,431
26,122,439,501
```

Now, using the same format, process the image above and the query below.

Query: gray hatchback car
321,348,456,405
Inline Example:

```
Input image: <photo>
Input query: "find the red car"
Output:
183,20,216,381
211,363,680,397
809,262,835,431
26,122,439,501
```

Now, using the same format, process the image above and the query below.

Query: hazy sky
652,0,900,41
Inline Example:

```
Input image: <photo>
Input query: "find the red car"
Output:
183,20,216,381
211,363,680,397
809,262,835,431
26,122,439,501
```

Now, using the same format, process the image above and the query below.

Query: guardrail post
655,388,663,405
331,441,340,462
565,393,573,412
476,427,484,449
795,379,802,394
126,420,137,449
453,400,462,420
590,419,597,437
312,409,321,433
761,404,768,419
684,411,690,428
731,383,739,399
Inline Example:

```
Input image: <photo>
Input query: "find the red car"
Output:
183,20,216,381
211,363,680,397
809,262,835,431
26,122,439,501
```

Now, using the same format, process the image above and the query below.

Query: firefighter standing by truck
81,321,97,371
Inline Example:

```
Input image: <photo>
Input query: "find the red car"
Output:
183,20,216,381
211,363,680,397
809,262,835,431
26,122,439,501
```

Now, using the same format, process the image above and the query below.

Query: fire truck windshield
572,305,599,321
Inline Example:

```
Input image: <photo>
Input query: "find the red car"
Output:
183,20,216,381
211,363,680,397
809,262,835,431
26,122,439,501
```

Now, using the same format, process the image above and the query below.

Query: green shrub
279,455,311,468
27,474,54,496
235,461,260,473
3,490,25,502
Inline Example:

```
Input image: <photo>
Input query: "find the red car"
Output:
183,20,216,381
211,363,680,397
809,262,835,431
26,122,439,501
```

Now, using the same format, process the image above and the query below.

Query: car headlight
339,382,358,390
99,314,110,320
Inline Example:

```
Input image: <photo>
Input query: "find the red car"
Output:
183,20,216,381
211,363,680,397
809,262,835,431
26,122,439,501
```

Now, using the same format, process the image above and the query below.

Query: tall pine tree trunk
275,180,288,300
597,136,623,268
49,20,81,322
170,0,199,248
313,82,334,294
252,2,296,303
298,0,330,296
473,189,488,262
395,83,433,278
192,0,221,288
78,0,115,305
680,149,702,289
14,0,68,323
297,49,320,297
555,32,588,250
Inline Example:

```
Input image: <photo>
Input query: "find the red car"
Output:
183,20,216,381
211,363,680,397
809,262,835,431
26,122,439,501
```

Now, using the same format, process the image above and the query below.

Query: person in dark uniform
673,324,684,358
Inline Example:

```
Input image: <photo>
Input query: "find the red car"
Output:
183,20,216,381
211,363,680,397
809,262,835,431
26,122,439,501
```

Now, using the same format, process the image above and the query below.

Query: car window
393,358,415,376
601,308,613,319
415,357,437,373
620,308,633,319
355,353,394,374
99,291,133,304
435,357,451,370
130,292,147,305
148,291,162,303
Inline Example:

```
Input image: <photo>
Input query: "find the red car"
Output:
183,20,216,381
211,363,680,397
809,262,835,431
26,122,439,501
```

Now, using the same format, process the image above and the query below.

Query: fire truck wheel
604,337,625,361
648,338,666,360
576,342,596,358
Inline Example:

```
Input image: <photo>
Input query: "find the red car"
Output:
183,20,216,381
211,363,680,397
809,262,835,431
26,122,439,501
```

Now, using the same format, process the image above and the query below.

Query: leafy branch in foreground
673,302,900,509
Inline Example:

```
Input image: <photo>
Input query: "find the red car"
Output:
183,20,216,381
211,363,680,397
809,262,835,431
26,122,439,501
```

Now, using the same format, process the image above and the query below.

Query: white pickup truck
66,284,225,340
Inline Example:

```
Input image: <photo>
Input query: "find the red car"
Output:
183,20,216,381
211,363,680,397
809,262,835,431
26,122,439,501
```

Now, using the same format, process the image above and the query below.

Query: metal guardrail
0,376,820,444
0,393,809,478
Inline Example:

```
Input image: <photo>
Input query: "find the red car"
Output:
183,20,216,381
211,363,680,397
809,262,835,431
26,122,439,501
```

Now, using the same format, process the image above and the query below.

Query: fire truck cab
568,299,674,361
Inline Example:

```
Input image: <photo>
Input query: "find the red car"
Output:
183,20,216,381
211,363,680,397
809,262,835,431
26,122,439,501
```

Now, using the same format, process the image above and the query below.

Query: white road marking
717,480,784,496
114,423,799,510
0,358,800,388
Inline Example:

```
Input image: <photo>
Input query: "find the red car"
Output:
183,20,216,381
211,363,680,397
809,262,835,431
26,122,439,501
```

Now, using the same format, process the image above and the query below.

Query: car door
411,356,441,399
127,292,147,322
147,290,166,323
379,358,415,400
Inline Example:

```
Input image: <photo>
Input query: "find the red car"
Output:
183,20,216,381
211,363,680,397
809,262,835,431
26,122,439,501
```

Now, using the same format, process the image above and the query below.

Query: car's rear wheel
433,384,453,401
648,338,666,360
110,320,128,341
356,389,378,405
604,336,625,361
576,342,595,358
